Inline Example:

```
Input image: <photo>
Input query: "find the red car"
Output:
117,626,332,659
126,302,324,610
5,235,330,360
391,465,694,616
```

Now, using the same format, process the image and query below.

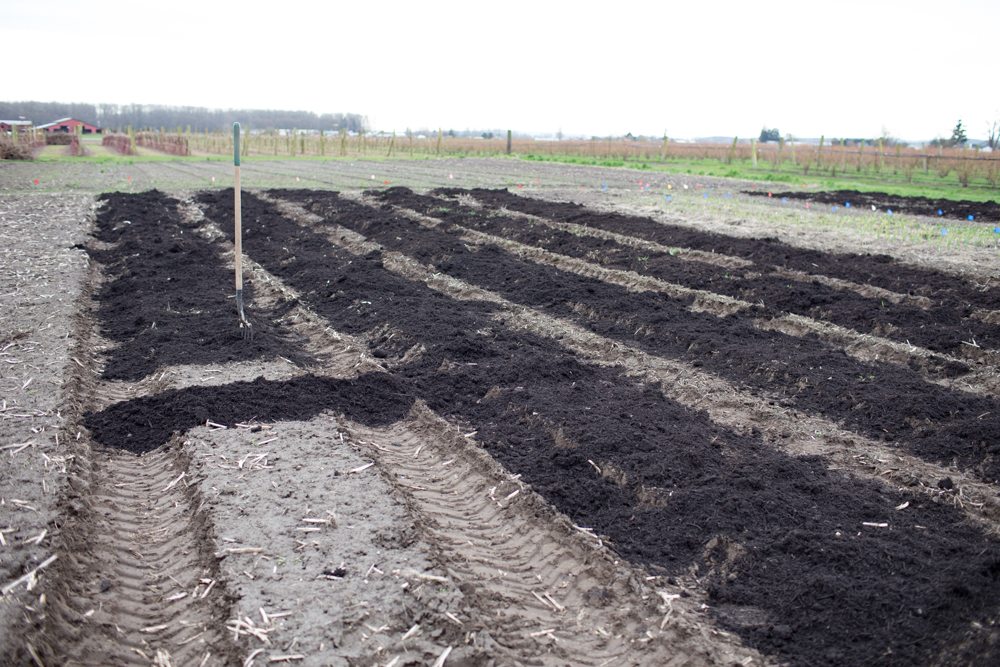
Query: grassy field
522,153,1000,202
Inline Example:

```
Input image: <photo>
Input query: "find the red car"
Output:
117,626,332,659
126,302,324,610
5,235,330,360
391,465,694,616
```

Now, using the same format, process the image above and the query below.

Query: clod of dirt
322,567,348,579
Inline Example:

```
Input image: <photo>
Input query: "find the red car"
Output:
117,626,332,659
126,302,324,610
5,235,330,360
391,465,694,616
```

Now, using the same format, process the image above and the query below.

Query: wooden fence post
506,129,512,155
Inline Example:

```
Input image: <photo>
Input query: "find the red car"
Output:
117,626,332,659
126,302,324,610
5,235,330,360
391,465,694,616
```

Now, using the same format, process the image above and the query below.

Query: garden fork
233,122,252,340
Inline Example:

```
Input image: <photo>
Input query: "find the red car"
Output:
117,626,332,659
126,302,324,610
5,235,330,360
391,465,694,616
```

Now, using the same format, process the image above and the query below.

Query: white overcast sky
3,0,997,140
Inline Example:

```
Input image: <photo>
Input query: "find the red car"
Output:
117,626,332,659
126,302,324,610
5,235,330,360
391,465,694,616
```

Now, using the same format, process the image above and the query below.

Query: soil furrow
276,188,1000,484
344,404,754,666
454,187,1000,312
177,197,385,380
195,188,1000,666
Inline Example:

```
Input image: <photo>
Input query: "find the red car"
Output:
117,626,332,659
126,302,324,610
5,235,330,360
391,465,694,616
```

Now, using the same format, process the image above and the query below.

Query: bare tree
988,120,1000,151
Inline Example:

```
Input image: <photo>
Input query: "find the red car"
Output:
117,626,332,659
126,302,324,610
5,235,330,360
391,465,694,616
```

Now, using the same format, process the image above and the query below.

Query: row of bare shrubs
1,132,47,159
136,132,189,156
0,137,35,159
102,133,136,155
45,133,74,145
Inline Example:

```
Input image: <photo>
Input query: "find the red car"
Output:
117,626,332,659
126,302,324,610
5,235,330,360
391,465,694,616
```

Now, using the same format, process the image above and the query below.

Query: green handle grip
233,122,241,166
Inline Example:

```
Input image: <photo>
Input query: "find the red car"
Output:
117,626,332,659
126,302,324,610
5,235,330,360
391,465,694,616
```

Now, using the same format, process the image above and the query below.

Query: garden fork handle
234,122,242,292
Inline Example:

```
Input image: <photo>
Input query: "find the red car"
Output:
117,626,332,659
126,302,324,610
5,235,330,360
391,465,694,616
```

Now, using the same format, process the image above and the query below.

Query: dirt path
31,257,236,666
0,193,91,662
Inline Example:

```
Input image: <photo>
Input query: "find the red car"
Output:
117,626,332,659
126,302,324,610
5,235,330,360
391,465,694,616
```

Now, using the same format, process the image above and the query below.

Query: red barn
1,119,33,135
37,117,102,134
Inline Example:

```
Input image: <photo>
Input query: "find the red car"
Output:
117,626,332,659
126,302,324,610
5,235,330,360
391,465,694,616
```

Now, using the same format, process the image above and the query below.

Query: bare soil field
0,158,998,666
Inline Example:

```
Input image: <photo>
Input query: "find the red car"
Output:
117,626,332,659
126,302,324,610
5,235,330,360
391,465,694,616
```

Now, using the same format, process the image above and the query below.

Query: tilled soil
420,188,994,358
273,188,1000,484
747,189,1000,224
5,175,998,667
24,188,742,666
454,187,1000,311
88,191,311,380
190,187,1000,666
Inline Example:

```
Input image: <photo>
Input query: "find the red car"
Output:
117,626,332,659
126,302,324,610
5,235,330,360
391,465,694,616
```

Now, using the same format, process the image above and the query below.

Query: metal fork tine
236,287,252,341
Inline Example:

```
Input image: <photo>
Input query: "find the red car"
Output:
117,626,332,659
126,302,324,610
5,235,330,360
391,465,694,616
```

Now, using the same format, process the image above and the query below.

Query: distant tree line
0,100,367,132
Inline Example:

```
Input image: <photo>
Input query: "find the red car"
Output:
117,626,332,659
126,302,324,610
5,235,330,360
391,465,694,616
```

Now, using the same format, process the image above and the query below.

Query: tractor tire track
344,404,759,666
32,261,237,667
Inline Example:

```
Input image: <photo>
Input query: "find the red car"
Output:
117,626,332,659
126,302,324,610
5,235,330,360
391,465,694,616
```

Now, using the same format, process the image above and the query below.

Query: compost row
451,187,1000,311
279,188,1000,484
84,374,414,454
379,187,993,357
89,190,309,380
748,189,1000,224
191,188,1000,667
